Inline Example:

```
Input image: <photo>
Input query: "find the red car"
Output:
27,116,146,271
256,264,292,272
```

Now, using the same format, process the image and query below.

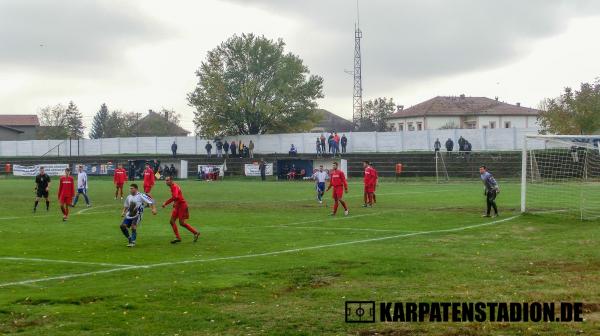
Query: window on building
504,121,511,128
490,121,496,129
464,121,477,129
408,122,415,131
398,123,404,131
416,122,423,131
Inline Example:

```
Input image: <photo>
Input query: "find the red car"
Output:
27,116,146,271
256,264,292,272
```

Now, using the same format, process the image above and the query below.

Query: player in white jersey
72,165,91,207
120,183,157,247
306,165,329,204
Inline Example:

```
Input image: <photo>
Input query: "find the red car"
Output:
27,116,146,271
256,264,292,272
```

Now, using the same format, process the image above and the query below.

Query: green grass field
0,177,598,335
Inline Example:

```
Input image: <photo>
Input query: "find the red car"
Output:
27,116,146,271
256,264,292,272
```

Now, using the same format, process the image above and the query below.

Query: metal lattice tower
352,2,363,125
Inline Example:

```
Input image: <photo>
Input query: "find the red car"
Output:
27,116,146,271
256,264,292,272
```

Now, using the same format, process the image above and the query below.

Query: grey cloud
0,0,169,71
224,0,600,97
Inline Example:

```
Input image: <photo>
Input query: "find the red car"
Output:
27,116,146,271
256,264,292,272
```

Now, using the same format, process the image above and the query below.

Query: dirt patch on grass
13,295,108,306
0,311,50,334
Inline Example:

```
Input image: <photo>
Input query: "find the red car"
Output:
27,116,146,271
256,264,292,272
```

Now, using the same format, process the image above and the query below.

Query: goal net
521,135,600,219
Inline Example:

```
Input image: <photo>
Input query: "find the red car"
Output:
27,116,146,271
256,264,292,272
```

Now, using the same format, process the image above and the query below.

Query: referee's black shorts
36,189,49,198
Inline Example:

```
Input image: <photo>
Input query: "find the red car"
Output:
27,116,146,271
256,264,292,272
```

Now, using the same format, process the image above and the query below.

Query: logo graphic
345,301,376,323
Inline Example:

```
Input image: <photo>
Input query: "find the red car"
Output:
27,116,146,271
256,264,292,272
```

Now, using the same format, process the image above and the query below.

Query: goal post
521,134,600,219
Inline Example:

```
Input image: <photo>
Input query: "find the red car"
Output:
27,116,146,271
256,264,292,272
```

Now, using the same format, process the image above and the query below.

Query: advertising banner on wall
13,164,68,176
244,163,273,176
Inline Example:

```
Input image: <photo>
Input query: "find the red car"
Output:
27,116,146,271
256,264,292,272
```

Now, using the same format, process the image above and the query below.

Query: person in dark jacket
434,138,441,152
230,141,237,157
320,134,326,153
223,140,229,158
458,136,466,152
205,141,213,158
171,141,178,158
445,138,454,152
169,164,177,178
341,134,348,153
259,159,267,181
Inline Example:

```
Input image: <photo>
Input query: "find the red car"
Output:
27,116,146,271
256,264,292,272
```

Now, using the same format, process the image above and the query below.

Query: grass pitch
0,177,598,335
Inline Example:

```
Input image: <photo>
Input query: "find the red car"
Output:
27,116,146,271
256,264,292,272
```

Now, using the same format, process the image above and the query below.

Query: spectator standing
216,140,223,158
289,144,297,157
458,136,465,152
205,141,213,158
341,134,348,154
230,141,237,157
248,140,255,159
223,140,229,158
259,159,267,181
328,134,334,154
320,134,326,153
334,132,340,156
445,138,454,153
434,138,441,152
171,141,178,158
316,138,322,157
238,140,244,158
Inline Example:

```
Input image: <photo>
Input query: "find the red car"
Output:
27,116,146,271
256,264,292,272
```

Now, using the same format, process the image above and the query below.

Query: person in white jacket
72,165,90,207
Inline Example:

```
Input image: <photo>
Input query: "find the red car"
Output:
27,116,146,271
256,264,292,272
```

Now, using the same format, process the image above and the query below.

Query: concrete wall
0,128,544,157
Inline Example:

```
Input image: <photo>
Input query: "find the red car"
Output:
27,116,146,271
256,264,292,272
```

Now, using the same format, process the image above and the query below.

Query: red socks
170,223,181,239
181,222,198,235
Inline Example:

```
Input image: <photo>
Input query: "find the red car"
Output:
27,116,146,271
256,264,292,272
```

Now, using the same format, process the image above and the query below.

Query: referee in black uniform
34,166,51,212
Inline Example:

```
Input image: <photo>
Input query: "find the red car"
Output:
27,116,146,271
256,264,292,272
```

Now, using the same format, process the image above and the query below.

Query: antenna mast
352,0,363,126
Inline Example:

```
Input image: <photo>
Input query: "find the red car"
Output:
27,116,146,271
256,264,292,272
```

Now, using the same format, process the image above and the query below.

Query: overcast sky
1,0,600,134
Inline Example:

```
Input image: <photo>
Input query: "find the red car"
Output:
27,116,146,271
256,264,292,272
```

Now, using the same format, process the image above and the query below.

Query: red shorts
364,184,375,193
116,183,124,189
332,187,344,200
144,185,153,193
171,205,190,221
59,196,73,205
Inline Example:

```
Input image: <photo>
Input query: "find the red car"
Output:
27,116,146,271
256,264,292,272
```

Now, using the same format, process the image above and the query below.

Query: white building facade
387,95,540,132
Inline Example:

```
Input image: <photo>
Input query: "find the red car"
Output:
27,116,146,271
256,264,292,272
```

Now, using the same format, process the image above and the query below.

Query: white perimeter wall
0,128,542,157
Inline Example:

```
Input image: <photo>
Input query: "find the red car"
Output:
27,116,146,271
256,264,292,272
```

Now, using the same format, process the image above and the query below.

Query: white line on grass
0,257,135,268
0,209,116,221
0,266,141,288
267,225,419,233
0,215,519,288
76,204,112,215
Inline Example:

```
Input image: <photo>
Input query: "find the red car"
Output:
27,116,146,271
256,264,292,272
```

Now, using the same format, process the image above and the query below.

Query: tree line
38,102,182,140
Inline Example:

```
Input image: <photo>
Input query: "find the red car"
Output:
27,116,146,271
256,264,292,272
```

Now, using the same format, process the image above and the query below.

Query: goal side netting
521,135,600,220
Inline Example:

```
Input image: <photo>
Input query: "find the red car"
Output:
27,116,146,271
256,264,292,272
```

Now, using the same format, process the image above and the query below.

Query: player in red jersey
57,167,75,221
326,162,349,216
162,176,200,244
362,161,377,207
371,164,379,204
142,163,155,198
113,163,128,200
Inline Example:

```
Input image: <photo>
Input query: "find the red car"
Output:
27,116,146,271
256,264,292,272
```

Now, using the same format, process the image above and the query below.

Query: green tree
65,101,84,138
37,104,70,139
89,103,110,139
358,97,396,131
188,33,324,137
538,79,600,134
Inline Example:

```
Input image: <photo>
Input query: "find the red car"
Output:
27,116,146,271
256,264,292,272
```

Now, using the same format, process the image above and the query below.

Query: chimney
396,105,404,112
516,102,521,107
494,96,498,101
164,111,169,119
459,94,466,99
148,109,153,114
